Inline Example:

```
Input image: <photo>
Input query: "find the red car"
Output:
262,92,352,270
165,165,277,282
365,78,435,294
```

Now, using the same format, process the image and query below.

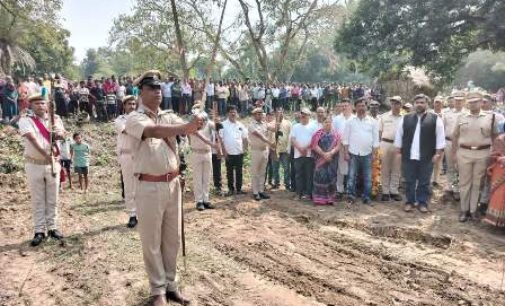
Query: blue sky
61,0,134,63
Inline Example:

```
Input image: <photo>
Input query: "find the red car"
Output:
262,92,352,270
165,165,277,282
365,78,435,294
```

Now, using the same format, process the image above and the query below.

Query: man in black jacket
394,94,446,213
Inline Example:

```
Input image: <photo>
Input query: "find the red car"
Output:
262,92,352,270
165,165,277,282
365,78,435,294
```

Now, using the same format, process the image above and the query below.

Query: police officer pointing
125,70,203,306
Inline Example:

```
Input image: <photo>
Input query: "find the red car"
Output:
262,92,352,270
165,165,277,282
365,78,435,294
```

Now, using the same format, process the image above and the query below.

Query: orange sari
483,135,505,227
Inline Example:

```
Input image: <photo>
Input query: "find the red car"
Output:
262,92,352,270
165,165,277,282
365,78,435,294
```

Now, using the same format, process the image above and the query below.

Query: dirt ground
1,121,505,306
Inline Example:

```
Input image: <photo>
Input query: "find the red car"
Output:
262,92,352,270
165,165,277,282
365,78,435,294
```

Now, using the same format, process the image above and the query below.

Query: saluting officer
189,104,216,211
378,96,403,202
452,92,501,222
249,107,276,201
114,95,138,228
442,91,466,201
125,70,203,306
18,94,66,246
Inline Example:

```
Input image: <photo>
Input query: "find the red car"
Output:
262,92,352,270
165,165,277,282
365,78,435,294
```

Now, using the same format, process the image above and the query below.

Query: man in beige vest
249,107,276,201
189,104,216,211
442,91,466,201
378,96,403,202
125,70,203,306
18,94,65,246
452,92,500,222
115,95,138,228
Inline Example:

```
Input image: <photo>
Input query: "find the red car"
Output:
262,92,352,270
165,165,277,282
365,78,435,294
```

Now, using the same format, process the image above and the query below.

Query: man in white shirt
332,98,355,198
161,77,173,110
219,105,248,196
290,108,318,200
394,94,445,213
342,98,379,205
206,80,215,111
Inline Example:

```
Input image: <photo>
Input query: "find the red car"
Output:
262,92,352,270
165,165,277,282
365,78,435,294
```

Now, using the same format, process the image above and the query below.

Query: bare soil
1,121,505,306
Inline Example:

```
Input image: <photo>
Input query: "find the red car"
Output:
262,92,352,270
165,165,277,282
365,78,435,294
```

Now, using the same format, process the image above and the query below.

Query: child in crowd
70,132,91,193
58,134,73,190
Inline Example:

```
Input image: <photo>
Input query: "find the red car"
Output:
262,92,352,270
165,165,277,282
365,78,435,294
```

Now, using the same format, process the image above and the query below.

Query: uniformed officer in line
18,94,66,246
125,70,203,306
431,96,445,187
378,96,403,202
114,95,138,228
442,91,466,202
189,104,216,211
452,92,500,222
249,107,276,201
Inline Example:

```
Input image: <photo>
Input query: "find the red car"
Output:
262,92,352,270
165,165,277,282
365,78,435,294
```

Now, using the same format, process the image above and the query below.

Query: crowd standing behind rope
3,71,505,306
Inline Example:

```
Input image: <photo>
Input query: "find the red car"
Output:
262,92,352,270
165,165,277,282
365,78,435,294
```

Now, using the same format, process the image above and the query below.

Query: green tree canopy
336,0,505,84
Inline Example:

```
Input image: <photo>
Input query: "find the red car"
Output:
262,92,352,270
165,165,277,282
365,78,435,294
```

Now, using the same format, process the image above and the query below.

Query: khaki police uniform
378,111,402,195
190,121,214,203
249,118,270,195
18,112,65,234
453,110,499,214
125,105,184,296
115,113,136,216
431,109,444,184
443,106,465,194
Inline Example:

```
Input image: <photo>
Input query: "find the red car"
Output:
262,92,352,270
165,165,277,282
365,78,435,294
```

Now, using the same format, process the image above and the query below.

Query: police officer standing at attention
114,95,138,228
452,92,501,222
18,94,66,246
125,70,203,306
249,107,276,201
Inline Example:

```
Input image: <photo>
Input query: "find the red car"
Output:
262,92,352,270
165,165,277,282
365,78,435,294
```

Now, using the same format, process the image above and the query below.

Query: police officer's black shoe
259,192,270,199
380,194,390,202
459,212,468,222
166,290,191,305
390,194,403,202
127,216,138,228
203,202,215,209
31,233,46,247
48,229,64,240
254,194,261,201
196,202,205,211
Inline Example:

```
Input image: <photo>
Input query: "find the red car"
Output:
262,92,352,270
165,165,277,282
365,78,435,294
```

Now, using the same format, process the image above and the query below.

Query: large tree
0,0,72,76
336,0,505,83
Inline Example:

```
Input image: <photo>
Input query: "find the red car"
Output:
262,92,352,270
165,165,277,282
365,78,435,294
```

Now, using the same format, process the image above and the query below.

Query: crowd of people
6,69,505,306
0,73,384,123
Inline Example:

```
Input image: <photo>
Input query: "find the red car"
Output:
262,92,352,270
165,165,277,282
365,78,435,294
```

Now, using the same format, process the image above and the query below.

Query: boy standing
70,132,90,193
58,134,73,189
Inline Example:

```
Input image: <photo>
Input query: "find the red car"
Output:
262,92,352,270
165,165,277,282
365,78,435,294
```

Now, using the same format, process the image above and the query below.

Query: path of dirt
1,122,505,306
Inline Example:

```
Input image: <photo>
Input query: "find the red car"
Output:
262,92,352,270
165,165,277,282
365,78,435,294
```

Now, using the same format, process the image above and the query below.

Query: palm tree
0,8,35,75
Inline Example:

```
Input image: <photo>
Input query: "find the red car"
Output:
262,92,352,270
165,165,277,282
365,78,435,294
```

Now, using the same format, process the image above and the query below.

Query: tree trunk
169,0,189,80
201,0,228,105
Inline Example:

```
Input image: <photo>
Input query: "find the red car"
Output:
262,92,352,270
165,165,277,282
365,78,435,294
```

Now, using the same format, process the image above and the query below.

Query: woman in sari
483,133,505,227
311,116,341,205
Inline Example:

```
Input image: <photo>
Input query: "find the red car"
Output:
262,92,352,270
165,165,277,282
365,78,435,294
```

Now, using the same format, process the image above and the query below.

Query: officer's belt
250,146,268,151
381,138,394,143
138,171,179,182
459,144,491,150
192,148,211,154
445,137,452,141
25,156,51,165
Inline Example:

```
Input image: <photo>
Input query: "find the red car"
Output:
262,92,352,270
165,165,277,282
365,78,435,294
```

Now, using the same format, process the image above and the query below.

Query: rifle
48,98,57,177
272,111,281,161
212,100,224,157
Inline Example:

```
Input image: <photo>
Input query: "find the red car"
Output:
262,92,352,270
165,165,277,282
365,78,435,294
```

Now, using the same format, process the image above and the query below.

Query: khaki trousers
251,149,269,194
432,156,442,184
337,153,349,193
119,154,135,215
25,162,60,233
444,141,459,192
457,149,489,213
190,152,212,202
380,141,401,194
136,179,181,296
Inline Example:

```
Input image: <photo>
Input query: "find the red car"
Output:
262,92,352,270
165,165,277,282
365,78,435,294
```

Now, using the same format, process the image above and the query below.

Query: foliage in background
336,0,505,85
453,50,505,91
0,0,75,77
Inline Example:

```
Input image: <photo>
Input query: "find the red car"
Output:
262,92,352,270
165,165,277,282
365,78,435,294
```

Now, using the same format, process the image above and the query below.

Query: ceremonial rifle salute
19,94,66,246
124,70,203,306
